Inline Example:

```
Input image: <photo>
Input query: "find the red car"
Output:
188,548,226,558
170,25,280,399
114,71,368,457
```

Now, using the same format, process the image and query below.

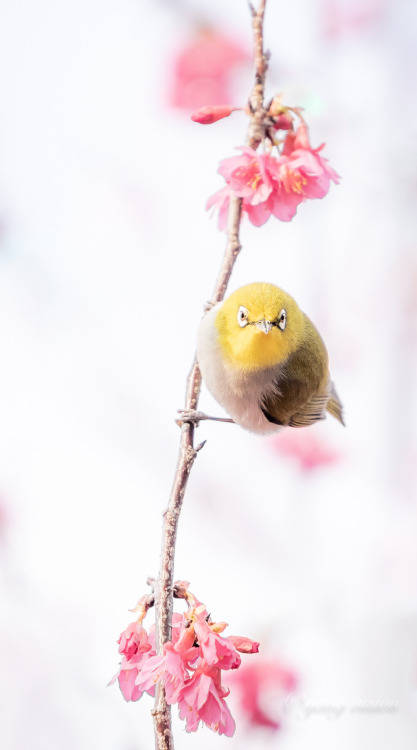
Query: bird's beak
255,319,272,335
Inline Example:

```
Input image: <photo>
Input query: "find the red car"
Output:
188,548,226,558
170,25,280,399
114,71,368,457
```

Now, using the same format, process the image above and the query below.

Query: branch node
186,445,197,462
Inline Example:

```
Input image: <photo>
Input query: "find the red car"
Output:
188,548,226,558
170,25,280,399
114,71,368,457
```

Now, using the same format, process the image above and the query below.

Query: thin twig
152,3,269,748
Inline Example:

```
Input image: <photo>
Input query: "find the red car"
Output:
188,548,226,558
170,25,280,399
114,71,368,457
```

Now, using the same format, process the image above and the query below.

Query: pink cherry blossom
282,124,340,198
193,614,241,670
178,665,236,736
263,126,339,221
109,650,157,702
118,622,152,660
135,641,192,703
110,621,156,702
207,148,276,229
134,652,165,694
217,148,274,205
133,612,201,702
207,125,339,230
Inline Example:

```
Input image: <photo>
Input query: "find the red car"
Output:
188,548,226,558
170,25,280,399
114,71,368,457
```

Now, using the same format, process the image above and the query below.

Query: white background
0,0,417,748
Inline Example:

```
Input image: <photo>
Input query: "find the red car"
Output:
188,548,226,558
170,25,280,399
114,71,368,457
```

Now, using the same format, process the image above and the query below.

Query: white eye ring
238,306,249,327
277,309,286,331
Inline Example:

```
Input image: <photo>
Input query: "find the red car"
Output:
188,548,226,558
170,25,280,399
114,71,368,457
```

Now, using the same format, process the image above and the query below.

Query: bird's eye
238,306,249,327
277,309,286,331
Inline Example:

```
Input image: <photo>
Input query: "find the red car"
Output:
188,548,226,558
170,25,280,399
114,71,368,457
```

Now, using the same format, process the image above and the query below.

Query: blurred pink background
1,0,417,748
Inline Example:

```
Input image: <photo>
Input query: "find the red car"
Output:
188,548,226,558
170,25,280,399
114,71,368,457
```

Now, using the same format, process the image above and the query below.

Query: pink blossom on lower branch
135,643,190,704
117,622,152,660
108,622,156,702
110,583,259,737
178,665,236,736
193,611,242,670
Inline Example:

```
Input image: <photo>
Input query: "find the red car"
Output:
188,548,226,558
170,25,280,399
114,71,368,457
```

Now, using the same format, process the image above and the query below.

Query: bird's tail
327,382,345,426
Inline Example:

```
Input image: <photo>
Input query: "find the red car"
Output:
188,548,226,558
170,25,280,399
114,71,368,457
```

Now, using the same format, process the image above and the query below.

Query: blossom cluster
191,99,339,230
207,124,339,230
110,585,259,737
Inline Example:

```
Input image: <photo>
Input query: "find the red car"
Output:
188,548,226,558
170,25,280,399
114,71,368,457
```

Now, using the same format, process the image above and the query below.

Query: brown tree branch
152,3,269,748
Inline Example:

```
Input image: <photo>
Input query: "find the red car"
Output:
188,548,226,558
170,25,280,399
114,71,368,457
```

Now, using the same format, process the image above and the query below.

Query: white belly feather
196,305,283,435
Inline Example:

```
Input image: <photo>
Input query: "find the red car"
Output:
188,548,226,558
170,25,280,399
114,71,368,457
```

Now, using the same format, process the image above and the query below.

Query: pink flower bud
191,105,239,124
228,636,260,653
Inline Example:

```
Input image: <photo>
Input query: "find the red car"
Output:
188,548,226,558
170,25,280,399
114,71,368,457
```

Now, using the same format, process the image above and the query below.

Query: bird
187,282,343,435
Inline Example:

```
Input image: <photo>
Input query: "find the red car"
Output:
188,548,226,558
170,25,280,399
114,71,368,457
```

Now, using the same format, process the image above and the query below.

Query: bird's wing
261,370,325,427
261,382,329,428
260,315,344,430
261,320,330,428
288,393,329,427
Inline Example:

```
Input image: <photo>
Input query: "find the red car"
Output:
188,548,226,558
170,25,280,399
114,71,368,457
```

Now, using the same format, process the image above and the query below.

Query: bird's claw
176,409,235,427
176,409,207,427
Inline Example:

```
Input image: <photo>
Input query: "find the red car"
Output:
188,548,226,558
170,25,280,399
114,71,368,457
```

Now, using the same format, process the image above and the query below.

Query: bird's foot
176,409,207,426
176,409,234,427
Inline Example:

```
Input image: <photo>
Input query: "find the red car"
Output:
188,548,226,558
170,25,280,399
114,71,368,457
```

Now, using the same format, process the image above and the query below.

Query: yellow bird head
215,282,306,371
